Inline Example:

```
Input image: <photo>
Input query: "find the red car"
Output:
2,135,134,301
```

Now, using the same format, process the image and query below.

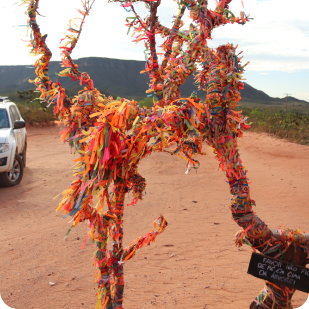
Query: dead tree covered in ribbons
22,1,167,308
21,0,309,308
118,0,248,105
113,1,309,308
196,43,309,308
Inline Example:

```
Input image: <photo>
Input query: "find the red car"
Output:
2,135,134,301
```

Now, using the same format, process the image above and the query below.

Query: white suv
0,97,27,187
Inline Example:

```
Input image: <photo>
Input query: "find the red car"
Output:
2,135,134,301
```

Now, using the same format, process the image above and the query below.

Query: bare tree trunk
110,180,127,308
94,179,128,309
96,231,113,309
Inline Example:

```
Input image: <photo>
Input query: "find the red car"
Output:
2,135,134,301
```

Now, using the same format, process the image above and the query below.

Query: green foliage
2,89,55,125
250,109,264,119
138,96,155,108
2,88,309,143
17,89,39,102
16,103,55,125
243,108,309,145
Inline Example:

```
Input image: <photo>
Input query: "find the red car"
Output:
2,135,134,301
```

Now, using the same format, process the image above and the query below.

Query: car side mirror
14,120,26,129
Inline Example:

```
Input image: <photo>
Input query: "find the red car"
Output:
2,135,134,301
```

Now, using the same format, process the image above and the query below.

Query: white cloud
0,0,180,65
208,0,309,72
1,0,308,72
0,0,308,101
290,92,309,102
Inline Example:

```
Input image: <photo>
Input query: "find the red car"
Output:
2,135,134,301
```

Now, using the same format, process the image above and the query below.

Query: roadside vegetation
2,90,309,145
137,98,309,146
137,96,154,108
17,103,55,125
3,89,55,125
242,107,309,145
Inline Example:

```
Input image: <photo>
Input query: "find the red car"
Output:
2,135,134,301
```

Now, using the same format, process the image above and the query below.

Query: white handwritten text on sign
248,253,309,293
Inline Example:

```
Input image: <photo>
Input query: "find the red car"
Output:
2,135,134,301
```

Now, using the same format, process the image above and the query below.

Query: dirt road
0,126,308,309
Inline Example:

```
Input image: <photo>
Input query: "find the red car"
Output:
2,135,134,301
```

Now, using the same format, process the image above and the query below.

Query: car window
12,106,20,121
0,109,10,128
9,107,17,127
15,106,22,120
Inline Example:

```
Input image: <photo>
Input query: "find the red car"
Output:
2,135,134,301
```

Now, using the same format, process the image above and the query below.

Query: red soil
0,127,308,309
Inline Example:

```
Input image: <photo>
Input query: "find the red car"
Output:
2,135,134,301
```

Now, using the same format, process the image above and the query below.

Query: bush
250,109,264,119
138,97,155,108
1,90,56,125
16,103,55,125
242,108,309,145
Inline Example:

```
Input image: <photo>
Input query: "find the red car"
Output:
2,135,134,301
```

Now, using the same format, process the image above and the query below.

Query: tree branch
59,0,96,90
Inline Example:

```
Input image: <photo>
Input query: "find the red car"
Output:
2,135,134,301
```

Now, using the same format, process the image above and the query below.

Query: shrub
242,108,309,145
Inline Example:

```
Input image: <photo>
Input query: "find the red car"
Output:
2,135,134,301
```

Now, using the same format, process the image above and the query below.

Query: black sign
247,252,309,293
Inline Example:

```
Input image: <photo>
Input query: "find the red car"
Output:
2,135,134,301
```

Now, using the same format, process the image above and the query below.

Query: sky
0,0,308,101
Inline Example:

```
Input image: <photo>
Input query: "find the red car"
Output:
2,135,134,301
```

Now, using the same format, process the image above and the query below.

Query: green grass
242,107,309,145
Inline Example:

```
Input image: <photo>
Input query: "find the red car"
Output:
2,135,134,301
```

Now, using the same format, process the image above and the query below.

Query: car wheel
22,143,27,167
0,154,24,187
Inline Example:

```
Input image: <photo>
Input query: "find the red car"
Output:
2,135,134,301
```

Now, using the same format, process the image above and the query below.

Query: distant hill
0,57,308,105
240,82,307,105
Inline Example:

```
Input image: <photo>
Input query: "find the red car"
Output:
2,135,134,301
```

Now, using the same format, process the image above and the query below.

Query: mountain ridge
0,57,307,104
